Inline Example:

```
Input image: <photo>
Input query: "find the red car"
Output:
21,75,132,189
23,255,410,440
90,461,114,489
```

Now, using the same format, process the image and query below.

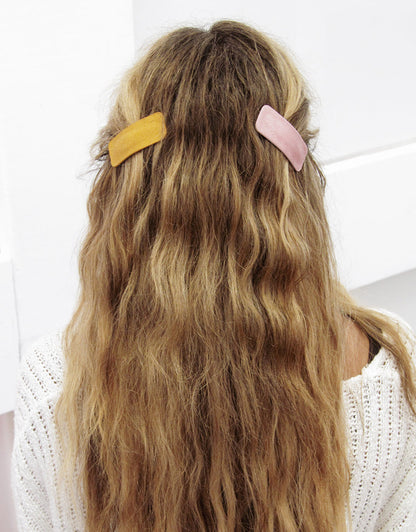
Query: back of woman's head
94,20,334,310
57,20,361,532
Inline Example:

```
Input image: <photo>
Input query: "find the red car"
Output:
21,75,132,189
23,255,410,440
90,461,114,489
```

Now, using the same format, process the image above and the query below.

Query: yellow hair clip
108,112,167,167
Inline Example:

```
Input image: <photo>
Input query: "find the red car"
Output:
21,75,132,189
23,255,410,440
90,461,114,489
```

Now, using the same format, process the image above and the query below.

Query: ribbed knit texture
11,311,416,531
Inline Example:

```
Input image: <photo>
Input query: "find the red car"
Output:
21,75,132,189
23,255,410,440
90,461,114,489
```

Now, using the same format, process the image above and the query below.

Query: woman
12,20,416,531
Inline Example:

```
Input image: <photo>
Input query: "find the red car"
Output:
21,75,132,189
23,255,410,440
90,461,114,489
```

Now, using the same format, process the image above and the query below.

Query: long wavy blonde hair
56,20,416,531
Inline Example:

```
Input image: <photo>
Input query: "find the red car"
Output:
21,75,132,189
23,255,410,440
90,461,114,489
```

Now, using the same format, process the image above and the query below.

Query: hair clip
255,105,308,171
108,112,166,167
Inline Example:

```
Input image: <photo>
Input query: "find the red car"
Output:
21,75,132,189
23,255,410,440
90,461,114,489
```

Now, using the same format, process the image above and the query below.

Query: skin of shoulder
343,319,370,380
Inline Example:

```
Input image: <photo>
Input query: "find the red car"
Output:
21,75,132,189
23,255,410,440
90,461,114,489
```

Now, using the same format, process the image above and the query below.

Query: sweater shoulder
14,331,65,431
342,309,416,530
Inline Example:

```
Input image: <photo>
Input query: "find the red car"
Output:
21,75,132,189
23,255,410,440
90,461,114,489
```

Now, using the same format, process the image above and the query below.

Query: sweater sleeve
344,310,416,531
11,333,65,532
374,312,416,531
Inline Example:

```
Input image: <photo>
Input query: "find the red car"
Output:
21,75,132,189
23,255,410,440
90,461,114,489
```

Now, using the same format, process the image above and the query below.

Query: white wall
0,133,19,415
326,144,416,289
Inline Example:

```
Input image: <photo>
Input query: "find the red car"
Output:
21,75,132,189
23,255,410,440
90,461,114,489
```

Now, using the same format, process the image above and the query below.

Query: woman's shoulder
343,309,416,529
14,331,65,430
344,308,416,383
12,332,86,532
343,309,416,530
342,308,416,424
19,330,65,388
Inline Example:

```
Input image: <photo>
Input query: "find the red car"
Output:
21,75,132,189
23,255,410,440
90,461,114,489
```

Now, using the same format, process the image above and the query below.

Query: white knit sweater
11,312,416,531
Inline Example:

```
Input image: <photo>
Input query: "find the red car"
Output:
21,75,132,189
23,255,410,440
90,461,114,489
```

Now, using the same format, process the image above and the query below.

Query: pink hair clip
255,105,308,171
